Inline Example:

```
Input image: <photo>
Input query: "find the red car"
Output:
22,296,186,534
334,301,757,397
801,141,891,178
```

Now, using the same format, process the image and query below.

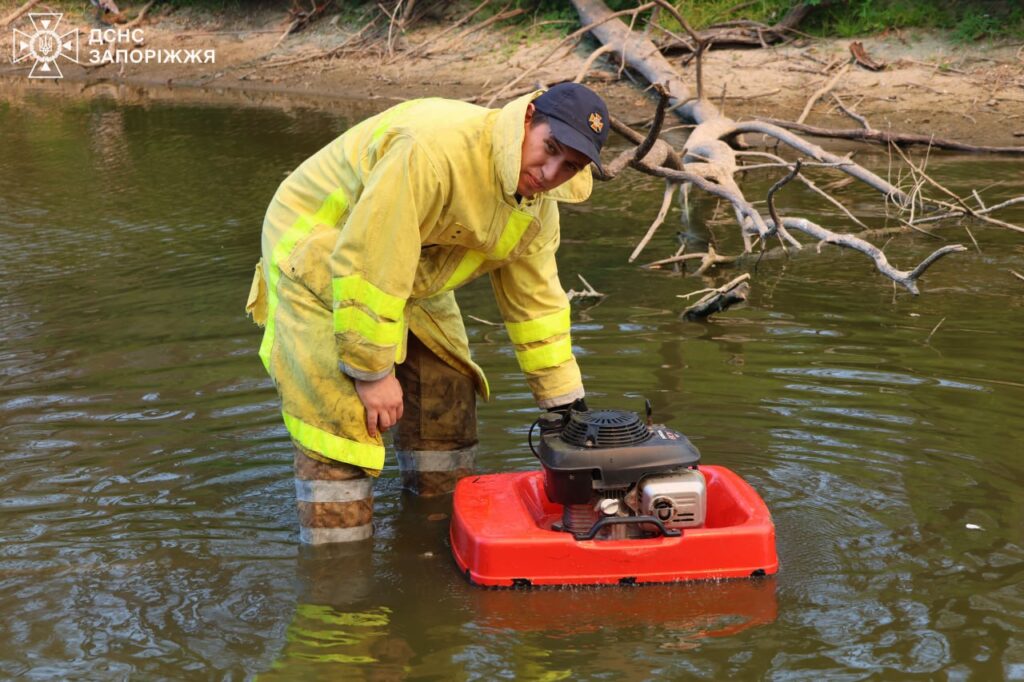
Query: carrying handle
573,515,682,541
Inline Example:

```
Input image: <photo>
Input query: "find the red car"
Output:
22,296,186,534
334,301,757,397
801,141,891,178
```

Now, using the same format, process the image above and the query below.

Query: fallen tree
653,2,817,53
557,0,1024,314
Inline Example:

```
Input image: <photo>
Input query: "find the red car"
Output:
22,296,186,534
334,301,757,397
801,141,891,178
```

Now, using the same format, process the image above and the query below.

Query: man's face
518,104,591,198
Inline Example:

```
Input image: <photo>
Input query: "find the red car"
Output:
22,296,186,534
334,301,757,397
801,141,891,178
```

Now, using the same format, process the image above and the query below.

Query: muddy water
1,87,1022,680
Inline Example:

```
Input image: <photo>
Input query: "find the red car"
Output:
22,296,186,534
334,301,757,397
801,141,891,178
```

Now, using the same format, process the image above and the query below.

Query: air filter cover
538,409,701,502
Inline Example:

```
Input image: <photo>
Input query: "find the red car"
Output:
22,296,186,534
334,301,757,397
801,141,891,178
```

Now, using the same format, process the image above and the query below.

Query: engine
534,406,707,540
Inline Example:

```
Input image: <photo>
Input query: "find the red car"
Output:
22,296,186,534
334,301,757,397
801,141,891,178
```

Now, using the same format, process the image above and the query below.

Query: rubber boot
395,334,478,496
293,444,373,544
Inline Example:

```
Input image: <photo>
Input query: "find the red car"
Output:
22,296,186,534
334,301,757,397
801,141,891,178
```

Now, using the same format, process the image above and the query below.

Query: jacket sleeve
330,134,445,381
489,206,584,408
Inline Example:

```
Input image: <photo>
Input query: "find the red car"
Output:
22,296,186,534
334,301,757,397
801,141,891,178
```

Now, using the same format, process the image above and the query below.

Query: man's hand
354,375,404,438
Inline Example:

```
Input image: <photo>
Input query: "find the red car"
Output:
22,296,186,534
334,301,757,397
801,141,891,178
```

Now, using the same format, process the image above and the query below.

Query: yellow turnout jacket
246,92,589,471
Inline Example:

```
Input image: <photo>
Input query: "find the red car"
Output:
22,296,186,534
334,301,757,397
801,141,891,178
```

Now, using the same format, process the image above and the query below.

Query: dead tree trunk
573,0,695,115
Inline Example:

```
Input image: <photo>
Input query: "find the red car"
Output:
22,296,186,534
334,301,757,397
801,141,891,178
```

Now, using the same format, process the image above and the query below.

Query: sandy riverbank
2,3,1022,144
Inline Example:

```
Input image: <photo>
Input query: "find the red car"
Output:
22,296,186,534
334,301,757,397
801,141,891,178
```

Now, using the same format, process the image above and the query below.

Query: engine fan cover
537,409,701,505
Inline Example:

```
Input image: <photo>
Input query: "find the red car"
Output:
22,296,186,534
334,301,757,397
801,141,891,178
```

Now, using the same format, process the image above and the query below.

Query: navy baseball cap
533,83,609,173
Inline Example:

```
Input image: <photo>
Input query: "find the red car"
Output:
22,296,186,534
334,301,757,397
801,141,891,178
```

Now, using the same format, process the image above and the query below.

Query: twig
910,196,1024,228
677,285,716,300
902,58,965,75
573,43,616,83
402,0,489,59
646,21,694,54
2,0,40,27
647,0,706,99
796,61,851,125
897,219,944,240
642,252,707,268
726,88,781,100
681,273,751,320
692,246,739,276
262,15,380,69
273,21,299,51
273,0,336,50
467,314,500,326
566,273,606,301
629,180,676,262
831,93,870,130
485,2,657,106
453,5,524,45
892,144,1024,233
925,316,946,343
1011,270,1024,283
123,0,155,29
634,84,670,163
971,189,987,211
765,159,803,239
736,151,868,229
736,119,912,207
963,225,981,253
436,1,524,55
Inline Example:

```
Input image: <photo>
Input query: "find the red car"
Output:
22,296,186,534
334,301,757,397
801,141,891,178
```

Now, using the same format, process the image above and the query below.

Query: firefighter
246,83,608,544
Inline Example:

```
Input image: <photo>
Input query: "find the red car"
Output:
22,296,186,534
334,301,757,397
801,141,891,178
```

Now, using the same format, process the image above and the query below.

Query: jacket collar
492,91,593,205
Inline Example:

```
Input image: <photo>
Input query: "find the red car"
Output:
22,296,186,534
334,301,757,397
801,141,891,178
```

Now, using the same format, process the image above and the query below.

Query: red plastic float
451,465,778,587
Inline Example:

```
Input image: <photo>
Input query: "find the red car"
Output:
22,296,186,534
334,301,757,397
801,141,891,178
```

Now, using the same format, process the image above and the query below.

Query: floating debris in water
966,523,983,531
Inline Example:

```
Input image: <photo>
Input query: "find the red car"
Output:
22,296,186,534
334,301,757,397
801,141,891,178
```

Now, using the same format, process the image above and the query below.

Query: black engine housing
536,408,701,506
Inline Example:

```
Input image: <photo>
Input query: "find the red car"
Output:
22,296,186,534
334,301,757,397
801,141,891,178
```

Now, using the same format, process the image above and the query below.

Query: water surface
1,85,1022,680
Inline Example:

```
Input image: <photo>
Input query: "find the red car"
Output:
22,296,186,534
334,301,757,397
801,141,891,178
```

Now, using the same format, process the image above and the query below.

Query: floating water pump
535,407,705,540
450,403,779,587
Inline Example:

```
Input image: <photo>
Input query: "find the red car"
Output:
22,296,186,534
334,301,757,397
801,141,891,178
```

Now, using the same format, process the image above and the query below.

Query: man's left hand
354,375,404,438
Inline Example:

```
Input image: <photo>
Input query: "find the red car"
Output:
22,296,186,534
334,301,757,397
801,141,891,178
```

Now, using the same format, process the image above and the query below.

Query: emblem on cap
588,112,604,133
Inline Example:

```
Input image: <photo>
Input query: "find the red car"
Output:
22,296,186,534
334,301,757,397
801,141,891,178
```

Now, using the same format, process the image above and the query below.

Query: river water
1,85,1022,680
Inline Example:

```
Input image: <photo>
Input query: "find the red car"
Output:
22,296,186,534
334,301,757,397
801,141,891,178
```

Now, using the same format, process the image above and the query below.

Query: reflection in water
264,543,416,678
88,109,133,178
471,578,778,642
0,89,1023,679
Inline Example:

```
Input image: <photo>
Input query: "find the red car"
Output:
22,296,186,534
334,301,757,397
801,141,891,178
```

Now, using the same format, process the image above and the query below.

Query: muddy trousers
293,334,478,544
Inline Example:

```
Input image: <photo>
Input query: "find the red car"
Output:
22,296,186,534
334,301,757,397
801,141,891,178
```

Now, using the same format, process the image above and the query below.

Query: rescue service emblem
588,112,604,133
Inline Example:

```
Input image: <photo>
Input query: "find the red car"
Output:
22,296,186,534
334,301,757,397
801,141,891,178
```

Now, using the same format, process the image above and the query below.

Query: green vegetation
518,0,1024,41
806,1,1023,41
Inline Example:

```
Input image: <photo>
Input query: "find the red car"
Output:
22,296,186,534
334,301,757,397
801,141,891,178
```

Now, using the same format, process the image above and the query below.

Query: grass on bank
527,0,1024,42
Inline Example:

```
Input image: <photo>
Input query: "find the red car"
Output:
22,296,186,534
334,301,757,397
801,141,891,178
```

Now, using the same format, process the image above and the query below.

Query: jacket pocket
281,225,338,309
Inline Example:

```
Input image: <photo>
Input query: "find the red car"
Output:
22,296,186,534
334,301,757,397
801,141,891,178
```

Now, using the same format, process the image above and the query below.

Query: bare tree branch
774,217,967,294
558,0,1019,301
760,118,1024,155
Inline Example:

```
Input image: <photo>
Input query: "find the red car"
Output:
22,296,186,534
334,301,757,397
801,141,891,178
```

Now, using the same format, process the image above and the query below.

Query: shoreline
2,4,1023,145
